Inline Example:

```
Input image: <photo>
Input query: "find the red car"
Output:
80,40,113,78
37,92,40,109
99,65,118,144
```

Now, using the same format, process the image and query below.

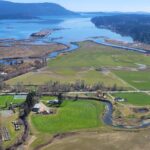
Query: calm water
0,16,133,45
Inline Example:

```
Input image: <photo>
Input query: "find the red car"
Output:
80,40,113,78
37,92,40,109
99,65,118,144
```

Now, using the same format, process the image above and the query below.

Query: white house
32,102,50,114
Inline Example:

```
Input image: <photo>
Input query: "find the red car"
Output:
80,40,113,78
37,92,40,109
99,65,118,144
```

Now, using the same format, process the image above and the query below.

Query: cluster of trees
0,77,7,91
21,91,38,117
0,58,46,83
92,14,150,44
10,80,124,94
1,80,124,93
0,79,4,91
36,80,124,94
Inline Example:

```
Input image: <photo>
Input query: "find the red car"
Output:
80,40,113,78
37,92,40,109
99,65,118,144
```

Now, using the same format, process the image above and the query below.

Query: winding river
101,100,150,129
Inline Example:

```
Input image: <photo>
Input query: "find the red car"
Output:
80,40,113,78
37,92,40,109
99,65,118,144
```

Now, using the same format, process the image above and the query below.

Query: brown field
39,130,150,150
0,42,67,59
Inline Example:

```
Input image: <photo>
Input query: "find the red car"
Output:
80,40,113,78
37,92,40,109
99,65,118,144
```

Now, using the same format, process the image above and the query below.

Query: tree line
91,14,150,44
9,80,125,94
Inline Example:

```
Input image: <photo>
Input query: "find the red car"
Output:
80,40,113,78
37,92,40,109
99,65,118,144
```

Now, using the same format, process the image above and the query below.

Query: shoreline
105,38,150,52
91,40,150,54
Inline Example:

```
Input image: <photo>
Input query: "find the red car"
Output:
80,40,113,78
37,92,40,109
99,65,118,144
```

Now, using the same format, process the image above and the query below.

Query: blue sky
8,0,150,12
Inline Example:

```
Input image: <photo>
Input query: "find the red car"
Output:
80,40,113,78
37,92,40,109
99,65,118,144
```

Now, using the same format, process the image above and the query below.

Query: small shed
48,99,60,105
114,97,126,102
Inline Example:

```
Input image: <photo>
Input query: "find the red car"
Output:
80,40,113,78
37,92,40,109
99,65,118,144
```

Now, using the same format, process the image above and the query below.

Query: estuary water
0,15,133,45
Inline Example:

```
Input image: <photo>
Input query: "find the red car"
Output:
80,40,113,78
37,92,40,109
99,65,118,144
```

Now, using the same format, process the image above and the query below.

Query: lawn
0,95,25,107
112,93,150,106
114,70,150,90
31,100,105,134
40,96,57,101
40,96,57,105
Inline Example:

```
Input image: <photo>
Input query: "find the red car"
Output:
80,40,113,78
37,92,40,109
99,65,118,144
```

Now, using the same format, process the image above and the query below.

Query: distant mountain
0,1,78,19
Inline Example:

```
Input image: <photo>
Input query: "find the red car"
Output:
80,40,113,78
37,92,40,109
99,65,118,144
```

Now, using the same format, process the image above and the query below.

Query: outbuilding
47,99,60,105
114,97,126,102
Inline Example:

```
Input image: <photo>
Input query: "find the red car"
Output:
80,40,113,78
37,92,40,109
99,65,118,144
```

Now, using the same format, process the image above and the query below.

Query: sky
6,0,150,12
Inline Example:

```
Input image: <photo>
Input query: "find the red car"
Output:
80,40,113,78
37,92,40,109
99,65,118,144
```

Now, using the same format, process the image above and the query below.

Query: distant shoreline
105,38,150,52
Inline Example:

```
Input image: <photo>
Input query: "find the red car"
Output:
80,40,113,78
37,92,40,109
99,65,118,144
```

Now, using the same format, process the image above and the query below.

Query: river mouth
0,15,150,65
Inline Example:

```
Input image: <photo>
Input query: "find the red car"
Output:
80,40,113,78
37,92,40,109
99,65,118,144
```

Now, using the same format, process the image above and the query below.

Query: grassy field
0,95,25,107
6,41,150,89
31,100,105,134
114,70,150,90
5,68,130,88
47,42,150,68
112,92,150,106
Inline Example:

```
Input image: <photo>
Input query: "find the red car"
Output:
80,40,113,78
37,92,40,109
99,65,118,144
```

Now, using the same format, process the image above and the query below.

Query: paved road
0,91,150,95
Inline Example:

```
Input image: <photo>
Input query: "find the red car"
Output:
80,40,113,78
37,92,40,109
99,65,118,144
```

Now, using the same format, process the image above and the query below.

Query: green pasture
112,92,150,106
0,95,25,107
114,70,150,90
31,100,105,134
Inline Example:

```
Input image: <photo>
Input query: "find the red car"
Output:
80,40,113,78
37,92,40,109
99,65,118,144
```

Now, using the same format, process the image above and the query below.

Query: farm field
31,100,105,134
5,69,130,88
112,92,150,106
6,41,150,89
47,41,150,68
0,95,26,108
114,70,150,90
